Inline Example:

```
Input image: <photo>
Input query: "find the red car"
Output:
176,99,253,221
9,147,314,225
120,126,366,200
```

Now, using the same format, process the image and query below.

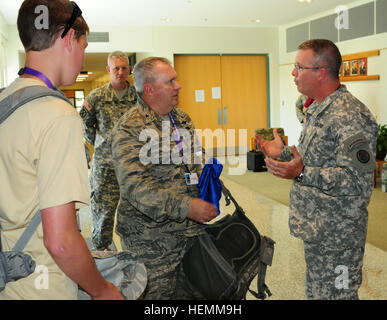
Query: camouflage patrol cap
255,128,286,144
78,251,147,300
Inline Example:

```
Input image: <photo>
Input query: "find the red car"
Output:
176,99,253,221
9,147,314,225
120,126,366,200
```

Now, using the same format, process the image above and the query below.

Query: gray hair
107,50,129,65
133,57,172,94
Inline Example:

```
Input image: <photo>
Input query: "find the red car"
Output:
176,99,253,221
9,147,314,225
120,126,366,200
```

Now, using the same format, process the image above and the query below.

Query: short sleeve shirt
0,78,90,300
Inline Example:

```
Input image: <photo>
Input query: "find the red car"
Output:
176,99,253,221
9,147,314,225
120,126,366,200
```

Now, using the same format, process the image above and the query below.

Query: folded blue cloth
198,158,223,215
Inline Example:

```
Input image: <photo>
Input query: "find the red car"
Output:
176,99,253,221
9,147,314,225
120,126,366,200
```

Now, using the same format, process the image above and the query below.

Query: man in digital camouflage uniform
111,57,217,299
80,51,137,250
255,39,377,300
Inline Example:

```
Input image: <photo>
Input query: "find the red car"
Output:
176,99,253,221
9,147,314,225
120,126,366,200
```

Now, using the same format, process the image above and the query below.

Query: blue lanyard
168,112,184,155
18,67,55,89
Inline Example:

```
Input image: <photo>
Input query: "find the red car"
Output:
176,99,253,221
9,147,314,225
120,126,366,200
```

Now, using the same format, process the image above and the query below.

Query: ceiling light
299,0,312,3
251,18,261,23
160,17,170,22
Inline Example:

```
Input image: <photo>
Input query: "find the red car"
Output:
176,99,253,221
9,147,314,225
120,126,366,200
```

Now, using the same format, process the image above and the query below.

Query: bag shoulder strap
220,179,245,214
12,210,42,252
0,210,42,253
0,85,72,125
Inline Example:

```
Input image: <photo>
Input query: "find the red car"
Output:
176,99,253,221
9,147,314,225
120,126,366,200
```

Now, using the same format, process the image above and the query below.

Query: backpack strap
250,236,275,299
0,210,41,253
220,180,245,214
0,85,72,125
12,210,42,252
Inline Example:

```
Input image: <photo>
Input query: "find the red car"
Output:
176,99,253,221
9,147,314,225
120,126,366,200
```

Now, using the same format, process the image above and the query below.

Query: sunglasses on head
61,1,83,38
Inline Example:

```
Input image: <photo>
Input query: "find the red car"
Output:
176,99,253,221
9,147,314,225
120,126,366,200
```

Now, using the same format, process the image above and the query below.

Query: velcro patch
83,100,93,112
356,150,370,164
342,132,375,172
344,132,367,152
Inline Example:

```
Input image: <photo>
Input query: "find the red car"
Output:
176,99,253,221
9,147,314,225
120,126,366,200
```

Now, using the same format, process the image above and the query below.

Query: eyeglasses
61,1,83,38
294,63,328,72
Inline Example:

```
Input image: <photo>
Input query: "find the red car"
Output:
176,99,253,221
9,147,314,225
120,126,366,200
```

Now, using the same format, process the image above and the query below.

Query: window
75,90,84,112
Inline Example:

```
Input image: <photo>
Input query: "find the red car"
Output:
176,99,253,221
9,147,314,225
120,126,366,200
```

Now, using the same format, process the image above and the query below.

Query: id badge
185,173,199,185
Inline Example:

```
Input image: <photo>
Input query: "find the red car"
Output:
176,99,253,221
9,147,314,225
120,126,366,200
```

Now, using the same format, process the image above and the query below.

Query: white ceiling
0,0,358,28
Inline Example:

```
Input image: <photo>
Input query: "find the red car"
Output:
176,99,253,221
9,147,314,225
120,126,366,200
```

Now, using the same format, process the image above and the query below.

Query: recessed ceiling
0,0,359,28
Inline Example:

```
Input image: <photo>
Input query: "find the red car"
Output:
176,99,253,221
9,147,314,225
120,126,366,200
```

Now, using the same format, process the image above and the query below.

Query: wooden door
174,54,268,153
174,55,225,153
220,55,268,150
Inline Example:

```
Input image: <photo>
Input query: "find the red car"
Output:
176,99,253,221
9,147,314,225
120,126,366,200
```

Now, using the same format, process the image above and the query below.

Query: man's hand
254,128,284,158
265,145,304,180
41,202,124,300
187,198,217,223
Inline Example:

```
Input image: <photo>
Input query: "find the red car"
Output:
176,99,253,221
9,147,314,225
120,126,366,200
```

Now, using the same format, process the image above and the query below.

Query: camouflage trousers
90,161,120,250
120,236,197,300
303,241,365,300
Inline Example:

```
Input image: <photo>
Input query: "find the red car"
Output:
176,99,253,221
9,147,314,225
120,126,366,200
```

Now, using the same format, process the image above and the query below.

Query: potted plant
376,124,387,161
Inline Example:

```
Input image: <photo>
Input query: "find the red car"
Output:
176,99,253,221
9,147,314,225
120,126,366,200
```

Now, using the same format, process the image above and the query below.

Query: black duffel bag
182,181,275,300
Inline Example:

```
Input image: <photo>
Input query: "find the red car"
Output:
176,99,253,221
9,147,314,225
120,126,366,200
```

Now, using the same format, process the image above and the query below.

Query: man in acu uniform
255,39,378,300
80,51,137,250
111,57,217,299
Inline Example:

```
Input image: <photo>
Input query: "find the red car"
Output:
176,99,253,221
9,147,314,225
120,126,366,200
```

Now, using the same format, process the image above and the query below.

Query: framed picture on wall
340,50,379,82
359,58,367,75
350,60,359,76
343,61,350,76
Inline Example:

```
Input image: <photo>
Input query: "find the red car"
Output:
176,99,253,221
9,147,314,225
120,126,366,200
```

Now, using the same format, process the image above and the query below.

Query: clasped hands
254,129,304,180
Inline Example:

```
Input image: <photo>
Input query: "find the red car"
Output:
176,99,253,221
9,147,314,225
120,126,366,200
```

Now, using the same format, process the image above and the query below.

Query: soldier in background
295,94,307,124
80,51,137,250
255,39,377,299
111,57,217,299
295,94,314,125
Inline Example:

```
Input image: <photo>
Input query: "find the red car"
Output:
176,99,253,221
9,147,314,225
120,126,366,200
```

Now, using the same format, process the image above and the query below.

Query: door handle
223,107,228,125
217,108,222,125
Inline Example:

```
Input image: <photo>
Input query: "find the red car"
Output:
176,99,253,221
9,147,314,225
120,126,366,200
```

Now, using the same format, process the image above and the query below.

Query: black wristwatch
295,167,305,183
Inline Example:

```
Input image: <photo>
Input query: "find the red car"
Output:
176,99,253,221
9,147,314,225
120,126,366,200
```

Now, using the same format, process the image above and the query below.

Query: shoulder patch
356,149,370,164
342,132,376,172
83,100,93,112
